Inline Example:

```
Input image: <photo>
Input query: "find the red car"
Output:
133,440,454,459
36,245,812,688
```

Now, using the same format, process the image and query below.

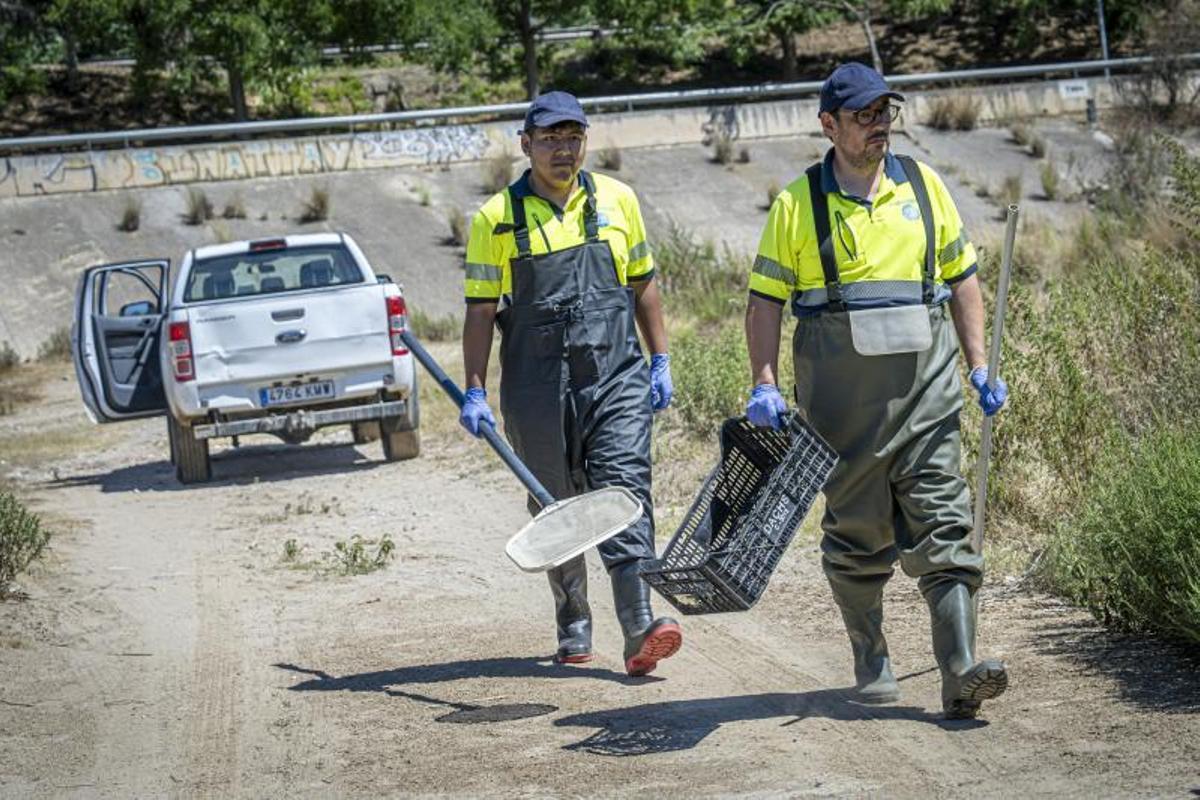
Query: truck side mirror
120,300,158,317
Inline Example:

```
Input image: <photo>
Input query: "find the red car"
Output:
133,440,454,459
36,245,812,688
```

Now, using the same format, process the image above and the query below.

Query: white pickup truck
71,232,420,484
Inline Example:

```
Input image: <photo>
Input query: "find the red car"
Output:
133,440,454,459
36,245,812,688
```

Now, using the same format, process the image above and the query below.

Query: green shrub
446,206,469,247
409,309,460,342
0,490,50,595
654,222,747,325
711,132,734,165
998,173,1022,207
1009,123,1032,146
1046,422,1200,645
672,321,750,434
1029,134,1048,159
333,534,395,575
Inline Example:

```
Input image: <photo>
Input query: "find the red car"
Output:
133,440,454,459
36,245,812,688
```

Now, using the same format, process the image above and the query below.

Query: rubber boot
926,581,1009,719
548,555,592,664
609,560,682,676
828,574,900,704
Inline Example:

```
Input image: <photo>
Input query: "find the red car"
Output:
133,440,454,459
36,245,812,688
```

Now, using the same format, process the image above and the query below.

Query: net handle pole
400,329,556,509
972,204,1018,553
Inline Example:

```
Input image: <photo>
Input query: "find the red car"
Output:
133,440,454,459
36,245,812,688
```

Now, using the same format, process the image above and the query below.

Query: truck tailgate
188,284,390,383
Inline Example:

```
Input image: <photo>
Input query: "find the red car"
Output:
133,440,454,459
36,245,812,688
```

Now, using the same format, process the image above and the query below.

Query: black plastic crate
640,414,838,614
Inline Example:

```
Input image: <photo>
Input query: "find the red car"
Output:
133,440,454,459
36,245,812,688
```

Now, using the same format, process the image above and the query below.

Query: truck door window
97,266,162,317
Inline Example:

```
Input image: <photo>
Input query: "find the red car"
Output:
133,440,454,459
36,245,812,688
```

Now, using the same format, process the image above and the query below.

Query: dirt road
2,361,1198,798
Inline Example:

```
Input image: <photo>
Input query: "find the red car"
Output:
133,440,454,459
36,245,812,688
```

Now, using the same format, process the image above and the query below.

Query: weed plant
998,174,1022,207
765,180,781,209
1040,160,1061,200
446,206,469,247
333,534,395,575
37,327,70,361
654,221,747,325
671,321,750,434
483,153,514,194
597,146,622,171
1009,123,1032,146
0,490,49,595
926,95,980,130
183,188,214,225
409,309,460,342
0,342,17,373
737,147,751,164
118,196,141,232
1029,134,1048,159
299,186,330,223
712,133,734,165
1046,422,1200,646
222,194,247,219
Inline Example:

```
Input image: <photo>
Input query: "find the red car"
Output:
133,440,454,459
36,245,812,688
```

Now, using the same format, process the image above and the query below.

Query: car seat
260,276,286,292
300,259,335,287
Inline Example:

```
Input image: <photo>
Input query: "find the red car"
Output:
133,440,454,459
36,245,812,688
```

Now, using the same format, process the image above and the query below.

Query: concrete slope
0,119,1109,357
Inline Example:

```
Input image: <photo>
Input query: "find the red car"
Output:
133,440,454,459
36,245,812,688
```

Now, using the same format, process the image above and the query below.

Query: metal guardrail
3,53,1197,153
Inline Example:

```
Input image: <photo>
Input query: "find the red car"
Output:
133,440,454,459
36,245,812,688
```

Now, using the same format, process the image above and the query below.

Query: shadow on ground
554,689,983,756
43,441,386,493
1024,596,1200,714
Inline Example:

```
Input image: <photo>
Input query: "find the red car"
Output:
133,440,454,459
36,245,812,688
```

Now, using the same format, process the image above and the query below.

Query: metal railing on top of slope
1,53,1197,154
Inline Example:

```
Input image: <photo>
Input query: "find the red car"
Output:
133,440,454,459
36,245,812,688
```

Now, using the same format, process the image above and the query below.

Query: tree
724,1,837,81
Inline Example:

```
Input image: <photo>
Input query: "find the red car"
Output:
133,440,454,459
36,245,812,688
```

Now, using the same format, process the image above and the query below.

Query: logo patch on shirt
596,212,610,228
902,202,921,221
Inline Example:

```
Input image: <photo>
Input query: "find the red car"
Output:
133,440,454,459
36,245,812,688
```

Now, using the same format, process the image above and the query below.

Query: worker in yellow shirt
745,63,1009,718
459,91,682,677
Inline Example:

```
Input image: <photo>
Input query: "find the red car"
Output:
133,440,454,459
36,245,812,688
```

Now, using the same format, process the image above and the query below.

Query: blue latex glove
970,366,1009,417
459,386,497,437
650,353,673,412
746,383,787,429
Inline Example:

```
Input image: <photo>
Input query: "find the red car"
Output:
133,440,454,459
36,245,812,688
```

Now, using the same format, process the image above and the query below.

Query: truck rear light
387,295,409,355
249,238,287,252
168,321,195,382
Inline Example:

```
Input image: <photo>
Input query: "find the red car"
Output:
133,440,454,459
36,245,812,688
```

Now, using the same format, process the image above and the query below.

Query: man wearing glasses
459,91,682,677
744,63,1009,718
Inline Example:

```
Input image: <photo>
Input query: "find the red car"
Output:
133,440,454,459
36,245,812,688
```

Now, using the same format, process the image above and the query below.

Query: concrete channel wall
0,77,1123,199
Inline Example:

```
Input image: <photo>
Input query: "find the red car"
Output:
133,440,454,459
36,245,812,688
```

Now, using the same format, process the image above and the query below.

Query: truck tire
352,421,381,444
169,416,211,484
381,427,420,461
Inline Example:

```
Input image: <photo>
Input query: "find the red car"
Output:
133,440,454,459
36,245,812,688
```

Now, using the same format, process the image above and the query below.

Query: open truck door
72,259,170,423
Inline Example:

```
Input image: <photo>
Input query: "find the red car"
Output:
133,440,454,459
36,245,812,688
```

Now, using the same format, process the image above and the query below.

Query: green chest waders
498,172,680,673
791,157,1000,713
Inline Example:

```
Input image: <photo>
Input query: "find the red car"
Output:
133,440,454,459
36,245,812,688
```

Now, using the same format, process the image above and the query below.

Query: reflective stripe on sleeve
465,262,503,282
752,255,794,287
629,241,651,262
938,232,966,267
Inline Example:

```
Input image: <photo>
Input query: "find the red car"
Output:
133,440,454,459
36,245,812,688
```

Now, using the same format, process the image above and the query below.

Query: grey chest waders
792,155,1006,716
496,171,680,674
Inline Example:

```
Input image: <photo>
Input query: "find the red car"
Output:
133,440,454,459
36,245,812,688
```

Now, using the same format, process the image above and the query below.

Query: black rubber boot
828,573,900,704
548,555,592,664
926,581,1008,719
609,560,682,676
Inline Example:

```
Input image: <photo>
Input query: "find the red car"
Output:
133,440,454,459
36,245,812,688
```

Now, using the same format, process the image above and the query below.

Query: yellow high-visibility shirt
464,170,654,303
750,151,977,314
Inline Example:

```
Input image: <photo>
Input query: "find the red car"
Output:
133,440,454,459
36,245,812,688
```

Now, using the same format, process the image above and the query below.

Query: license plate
259,380,335,407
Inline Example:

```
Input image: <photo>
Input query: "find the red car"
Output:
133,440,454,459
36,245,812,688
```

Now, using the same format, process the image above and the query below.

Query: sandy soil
1,359,1199,799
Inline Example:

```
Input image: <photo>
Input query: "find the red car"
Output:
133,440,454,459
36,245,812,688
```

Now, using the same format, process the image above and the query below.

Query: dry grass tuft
926,94,981,131
482,152,514,194
182,188,214,225
299,185,331,223
117,196,141,232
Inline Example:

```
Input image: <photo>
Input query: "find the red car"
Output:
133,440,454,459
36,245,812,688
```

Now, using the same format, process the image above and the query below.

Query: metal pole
972,204,1019,553
1097,0,1111,79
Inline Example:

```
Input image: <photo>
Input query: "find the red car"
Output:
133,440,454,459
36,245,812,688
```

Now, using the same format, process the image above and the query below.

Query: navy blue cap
524,91,589,130
819,63,904,114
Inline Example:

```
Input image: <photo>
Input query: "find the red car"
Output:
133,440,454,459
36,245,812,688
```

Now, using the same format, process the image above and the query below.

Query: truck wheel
381,428,420,461
166,415,176,465
169,416,211,484
352,421,381,444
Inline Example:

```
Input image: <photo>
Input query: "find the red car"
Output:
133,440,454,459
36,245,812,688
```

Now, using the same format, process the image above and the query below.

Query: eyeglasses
846,104,901,126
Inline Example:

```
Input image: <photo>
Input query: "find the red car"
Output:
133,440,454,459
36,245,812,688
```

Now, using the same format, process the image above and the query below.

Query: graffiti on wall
0,123,493,198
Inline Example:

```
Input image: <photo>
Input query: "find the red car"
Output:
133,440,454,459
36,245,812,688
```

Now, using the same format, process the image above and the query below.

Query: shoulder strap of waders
507,187,533,259
805,162,845,313
579,170,600,242
896,154,936,305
